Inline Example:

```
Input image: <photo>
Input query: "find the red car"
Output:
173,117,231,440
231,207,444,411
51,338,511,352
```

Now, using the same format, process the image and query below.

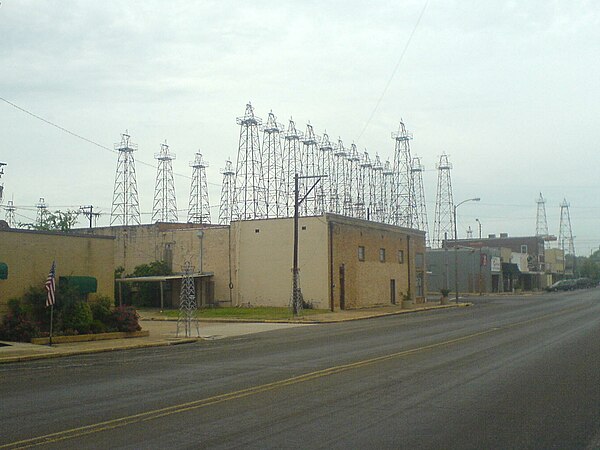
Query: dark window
398,250,404,264
358,246,365,261
379,248,386,262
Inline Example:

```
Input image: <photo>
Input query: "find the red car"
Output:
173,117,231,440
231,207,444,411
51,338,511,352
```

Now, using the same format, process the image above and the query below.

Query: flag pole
48,304,54,347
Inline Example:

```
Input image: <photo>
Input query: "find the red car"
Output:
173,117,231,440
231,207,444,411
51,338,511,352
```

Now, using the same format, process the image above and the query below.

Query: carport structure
115,272,214,310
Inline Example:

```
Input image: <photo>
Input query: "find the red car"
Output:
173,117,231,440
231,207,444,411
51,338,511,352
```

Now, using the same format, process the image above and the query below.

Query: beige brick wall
230,217,329,308
0,229,114,315
329,215,426,309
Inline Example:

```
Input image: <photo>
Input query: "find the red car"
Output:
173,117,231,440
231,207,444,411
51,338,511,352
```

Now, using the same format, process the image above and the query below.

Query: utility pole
80,205,100,228
292,173,326,316
0,162,6,206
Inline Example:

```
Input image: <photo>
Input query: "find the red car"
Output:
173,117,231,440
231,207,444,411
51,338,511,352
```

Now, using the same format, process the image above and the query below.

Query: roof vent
488,234,496,239
500,233,508,238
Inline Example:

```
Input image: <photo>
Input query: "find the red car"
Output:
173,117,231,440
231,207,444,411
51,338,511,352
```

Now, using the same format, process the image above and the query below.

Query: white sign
491,256,501,273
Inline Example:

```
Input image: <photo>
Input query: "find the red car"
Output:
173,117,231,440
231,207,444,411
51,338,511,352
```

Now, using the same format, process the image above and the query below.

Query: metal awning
115,272,213,283
501,263,521,276
59,276,97,294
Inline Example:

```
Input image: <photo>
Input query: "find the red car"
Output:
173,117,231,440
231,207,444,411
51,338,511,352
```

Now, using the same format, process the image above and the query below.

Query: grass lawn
141,307,329,320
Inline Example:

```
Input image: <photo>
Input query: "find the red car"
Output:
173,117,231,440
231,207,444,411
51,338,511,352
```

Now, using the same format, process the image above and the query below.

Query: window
358,246,365,261
521,244,528,253
379,248,386,262
398,250,404,264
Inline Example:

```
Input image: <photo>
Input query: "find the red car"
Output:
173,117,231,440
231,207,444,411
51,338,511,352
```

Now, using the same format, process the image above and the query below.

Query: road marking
1,304,591,449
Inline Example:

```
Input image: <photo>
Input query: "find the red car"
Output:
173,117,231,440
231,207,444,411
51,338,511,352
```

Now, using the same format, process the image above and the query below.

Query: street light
475,218,482,295
453,197,480,303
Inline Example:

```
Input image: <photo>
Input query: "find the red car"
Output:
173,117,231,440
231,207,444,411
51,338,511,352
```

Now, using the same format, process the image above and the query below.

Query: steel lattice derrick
356,150,372,220
432,153,454,248
260,111,284,218
36,197,48,227
187,151,211,224
218,159,235,225
391,120,415,228
344,144,360,217
233,103,265,221
317,132,334,214
152,141,178,223
381,159,394,224
110,132,141,226
4,199,16,227
412,156,430,246
300,123,320,216
559,198,575,256
370,154,384,223
281,118,303,218
331,138,347,214
535,192,550,238
176,261,200,338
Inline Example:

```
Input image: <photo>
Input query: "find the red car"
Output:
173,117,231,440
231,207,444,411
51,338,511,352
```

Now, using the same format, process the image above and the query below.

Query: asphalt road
1,290,599,449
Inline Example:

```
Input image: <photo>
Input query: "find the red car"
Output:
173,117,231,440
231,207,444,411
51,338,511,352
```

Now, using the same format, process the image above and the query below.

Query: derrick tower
5,199,16,227
218,159,236,225
301,123,319,216
331,138,347,215
281,118,303,217
187,151,211,224
412,156,430,246
345,144,360,217
558,198,575,256
317,132,334,214
391,120,415,228
261,111,283,218
233,103,264,220
36,197,48,227
356,151,372,220
110,132,141,226
535,192,550,239
432,154,454,248
371,154,384,222
0,162,6,206
381,159,394,224
152,141,178,223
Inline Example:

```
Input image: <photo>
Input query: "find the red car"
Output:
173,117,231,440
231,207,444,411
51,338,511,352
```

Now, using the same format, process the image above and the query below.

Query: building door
390,279,396,305
339,264,346,310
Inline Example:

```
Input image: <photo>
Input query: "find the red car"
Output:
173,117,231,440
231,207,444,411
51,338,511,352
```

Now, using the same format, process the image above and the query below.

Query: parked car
575,277,595,289
546,279,577,292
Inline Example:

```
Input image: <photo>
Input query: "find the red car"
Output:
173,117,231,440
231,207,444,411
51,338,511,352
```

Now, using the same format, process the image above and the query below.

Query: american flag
45,261,56,307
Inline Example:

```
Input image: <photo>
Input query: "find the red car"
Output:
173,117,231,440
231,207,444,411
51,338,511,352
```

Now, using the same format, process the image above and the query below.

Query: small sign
480,253,488,267
491,256,501,273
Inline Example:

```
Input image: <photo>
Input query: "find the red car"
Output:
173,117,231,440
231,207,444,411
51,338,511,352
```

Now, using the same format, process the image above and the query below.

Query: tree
126,261,172,307
19,210,80,232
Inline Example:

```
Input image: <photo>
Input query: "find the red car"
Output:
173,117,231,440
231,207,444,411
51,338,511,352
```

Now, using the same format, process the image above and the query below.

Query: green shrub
111,306,141,332
62,301,93,334
91,296,113,323
89,319,107,334
0,299,40,342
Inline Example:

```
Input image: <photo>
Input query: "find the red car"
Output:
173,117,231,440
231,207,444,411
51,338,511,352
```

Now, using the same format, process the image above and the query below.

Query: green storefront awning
59,276,97,294
0,262,7,280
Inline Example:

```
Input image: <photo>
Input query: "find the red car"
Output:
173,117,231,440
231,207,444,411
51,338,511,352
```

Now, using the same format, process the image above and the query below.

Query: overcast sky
1,1,599,254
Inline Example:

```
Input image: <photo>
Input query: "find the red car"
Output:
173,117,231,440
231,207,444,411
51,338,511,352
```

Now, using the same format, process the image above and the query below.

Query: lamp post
476,218,482,295
453,198,480,303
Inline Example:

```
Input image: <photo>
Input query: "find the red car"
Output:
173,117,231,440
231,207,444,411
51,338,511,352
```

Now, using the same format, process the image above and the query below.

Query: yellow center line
2,304,589,449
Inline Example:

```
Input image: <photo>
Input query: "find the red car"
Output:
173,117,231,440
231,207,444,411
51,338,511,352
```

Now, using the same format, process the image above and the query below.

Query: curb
0,338,199,365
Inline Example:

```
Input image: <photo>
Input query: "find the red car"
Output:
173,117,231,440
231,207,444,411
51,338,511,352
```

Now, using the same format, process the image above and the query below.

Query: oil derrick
371,154,384,222
260,111,284,218
391,120,415,228
5,199,16,227
535,192,550,239
188,151,211,224
36,197,48,227
381,159,394,224
0,162,6,206
176,261,200,338
432,153,454,248
412,156,430,246
233,103,265,220
152,141,178,223
356,151,372,220
331,138,348,214
281,118,303,217
218,159,235,225
345,144,360,217
301,123,319,216
317,132,334,214
110,132,141,226
558,199,575,257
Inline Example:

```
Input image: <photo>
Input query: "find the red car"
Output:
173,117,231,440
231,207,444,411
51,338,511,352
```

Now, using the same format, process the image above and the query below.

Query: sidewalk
0,301,465,364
